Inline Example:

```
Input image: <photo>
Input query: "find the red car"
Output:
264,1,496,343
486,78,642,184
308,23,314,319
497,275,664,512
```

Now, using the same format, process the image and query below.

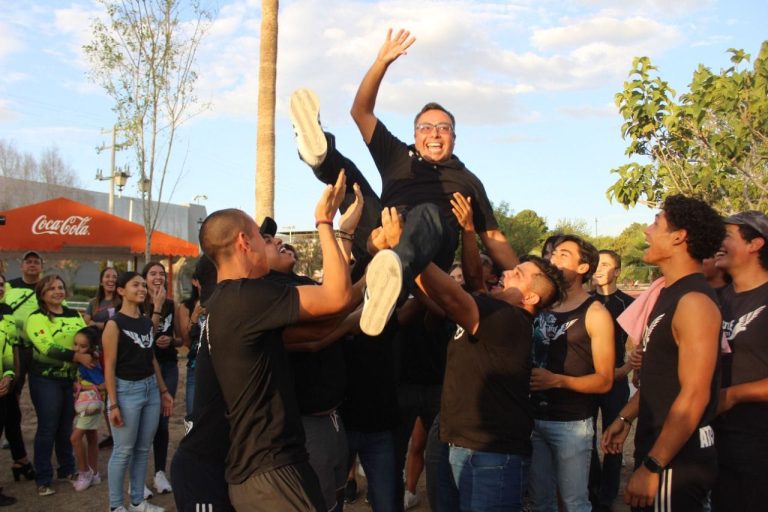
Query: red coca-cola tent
0,197,199,260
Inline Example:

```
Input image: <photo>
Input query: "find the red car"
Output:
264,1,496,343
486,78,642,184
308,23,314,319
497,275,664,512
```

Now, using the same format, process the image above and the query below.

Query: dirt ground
0,362,634,511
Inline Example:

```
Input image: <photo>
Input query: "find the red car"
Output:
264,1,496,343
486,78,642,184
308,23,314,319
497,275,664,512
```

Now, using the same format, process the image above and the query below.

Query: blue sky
2,0,766,236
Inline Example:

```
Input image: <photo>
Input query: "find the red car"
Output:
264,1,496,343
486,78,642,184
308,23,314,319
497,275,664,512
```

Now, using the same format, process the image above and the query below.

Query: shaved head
199,209,255,267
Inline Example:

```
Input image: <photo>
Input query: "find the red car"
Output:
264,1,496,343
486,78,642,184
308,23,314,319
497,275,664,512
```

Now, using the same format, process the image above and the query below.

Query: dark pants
394,384,442,512
0,391,28,462
589,377,630,507
171,447,234,512
28,373,75,486
153,360,178,473
314,132,382,282
425,415,460,512
711,431,768,511
346,430,398,512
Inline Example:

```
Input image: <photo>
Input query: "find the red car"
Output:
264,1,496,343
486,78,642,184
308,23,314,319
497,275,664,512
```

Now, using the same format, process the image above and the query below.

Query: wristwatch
642,455,664,474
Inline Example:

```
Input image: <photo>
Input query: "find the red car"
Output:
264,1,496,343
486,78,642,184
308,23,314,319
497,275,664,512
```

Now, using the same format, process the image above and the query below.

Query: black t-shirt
181,298,202,368
591,290,634,368
206,278,306,484
110,312,156,381
440,294,533,454
177,318,230,461
636,273,720,461
367,120,498,233
339,321,400,433
395,310,453,386
532,297,597,421
716,281,768,438
148,298,177,363
264,270,347,415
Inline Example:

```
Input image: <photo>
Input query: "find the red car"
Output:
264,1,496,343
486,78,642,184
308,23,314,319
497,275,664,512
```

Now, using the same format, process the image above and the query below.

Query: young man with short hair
589,249,634,511
602,195,724,512
414,253,566,512
199,173,352,511
711,210,768,511
528,235,615,512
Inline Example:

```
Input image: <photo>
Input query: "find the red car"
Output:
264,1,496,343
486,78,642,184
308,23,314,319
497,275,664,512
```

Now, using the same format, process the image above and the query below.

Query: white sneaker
153,470,172,494
73,468,93,491
404,490,421,510
127,501,165,512
91,471,101,485
289,88,327,168
360,249,403,336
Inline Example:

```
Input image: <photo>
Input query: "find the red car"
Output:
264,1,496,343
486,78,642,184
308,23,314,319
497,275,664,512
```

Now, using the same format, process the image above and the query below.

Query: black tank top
149,298,177,363
533,296,598,421
636,273,720,459
112,312,156,381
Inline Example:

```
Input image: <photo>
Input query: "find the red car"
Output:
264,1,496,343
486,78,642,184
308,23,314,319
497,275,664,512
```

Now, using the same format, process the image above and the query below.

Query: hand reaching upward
376,28,416,66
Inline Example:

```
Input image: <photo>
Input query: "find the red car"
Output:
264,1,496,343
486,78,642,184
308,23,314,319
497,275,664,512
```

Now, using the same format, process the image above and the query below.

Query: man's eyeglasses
415,122,453,135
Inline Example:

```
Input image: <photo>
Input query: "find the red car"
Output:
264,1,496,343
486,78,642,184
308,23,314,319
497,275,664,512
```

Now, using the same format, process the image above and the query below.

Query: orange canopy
0,197,199,258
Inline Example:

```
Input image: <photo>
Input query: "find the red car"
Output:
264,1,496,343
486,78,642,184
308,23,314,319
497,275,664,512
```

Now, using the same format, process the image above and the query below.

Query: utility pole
594,217,598,238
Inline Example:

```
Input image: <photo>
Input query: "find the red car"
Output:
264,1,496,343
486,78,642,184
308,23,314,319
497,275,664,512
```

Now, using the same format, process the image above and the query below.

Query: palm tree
255,0,279,223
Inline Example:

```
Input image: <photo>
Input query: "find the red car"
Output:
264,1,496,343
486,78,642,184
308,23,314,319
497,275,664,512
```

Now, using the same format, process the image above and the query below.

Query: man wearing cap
711,210,768,511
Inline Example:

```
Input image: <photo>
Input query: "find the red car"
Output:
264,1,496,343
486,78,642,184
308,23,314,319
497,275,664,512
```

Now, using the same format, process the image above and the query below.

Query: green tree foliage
607,42,768,214
84,0,211,260
492,202,549,256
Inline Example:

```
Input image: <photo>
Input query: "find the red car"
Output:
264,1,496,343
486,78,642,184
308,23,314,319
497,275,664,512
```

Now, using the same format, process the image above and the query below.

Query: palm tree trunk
255,0,278,223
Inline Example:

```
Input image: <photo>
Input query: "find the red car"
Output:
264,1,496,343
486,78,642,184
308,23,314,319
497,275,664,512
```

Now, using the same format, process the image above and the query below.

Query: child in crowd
70,326,105,491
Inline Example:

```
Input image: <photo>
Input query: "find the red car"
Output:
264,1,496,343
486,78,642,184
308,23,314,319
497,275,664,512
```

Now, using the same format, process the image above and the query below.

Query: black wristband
642,455,664,474
108,403,120,411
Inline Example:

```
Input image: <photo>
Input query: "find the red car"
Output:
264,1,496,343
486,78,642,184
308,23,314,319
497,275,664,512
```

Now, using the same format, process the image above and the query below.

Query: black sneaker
343,479,358,504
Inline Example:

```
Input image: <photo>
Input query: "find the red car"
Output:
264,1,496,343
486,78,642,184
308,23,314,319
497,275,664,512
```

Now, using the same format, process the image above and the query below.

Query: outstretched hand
451,193,475,232
315,170,347,224
376,28,416,66
339,182,364,234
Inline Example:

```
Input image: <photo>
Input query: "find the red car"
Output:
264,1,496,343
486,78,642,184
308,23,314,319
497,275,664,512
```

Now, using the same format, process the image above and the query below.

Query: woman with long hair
104,271,172,512
84,267,118,331
24,275,91,496
141,262,181,495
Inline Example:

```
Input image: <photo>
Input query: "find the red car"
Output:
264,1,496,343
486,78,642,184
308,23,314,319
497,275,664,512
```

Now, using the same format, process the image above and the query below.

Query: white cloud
531,16,680,51
0,22,21,60
558,103,616,118
0,99,18,122
576,0,714,17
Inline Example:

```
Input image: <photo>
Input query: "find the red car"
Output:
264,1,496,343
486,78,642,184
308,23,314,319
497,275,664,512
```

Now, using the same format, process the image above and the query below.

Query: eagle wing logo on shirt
723,305,766,341
536,314,578,343
159,314,173,334
454,326,465,340
123,329,153,349
641,314,665,351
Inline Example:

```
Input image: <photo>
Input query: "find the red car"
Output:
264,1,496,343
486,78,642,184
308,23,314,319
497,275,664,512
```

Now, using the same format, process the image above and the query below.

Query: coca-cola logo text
32,215,92,236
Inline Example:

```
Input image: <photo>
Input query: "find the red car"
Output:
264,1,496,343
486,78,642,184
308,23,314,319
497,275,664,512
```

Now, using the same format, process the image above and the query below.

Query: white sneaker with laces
73,468,93,491
289,88,327,168
360,249,403,336
404,490,421,510
153,470,173,494
127,501,165,512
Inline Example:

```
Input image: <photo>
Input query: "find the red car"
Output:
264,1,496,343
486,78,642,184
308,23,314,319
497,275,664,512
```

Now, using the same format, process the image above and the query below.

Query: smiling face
144,264,167,293
262,233,294,273
717,224,753,272
118,275,147,306
550,241,588,283
101,268,118,294
73,333,92,355
414,109,455,163
593,253,619,288
41,278,66,309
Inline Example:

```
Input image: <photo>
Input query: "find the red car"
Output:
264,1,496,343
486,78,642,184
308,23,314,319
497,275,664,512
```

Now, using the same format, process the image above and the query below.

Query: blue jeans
108,375,161,508
449,445,529,512
153,360,178,473
28,373,75,486
185,363,196,415
346,430,397,512
529,418,594,512
425,415,460,512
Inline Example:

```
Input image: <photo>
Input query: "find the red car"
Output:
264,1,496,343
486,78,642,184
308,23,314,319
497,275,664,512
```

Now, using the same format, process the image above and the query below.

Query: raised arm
415,263,480,334
351,28,415,143
480,229,519,271
451,193,485,293
297,171,353,320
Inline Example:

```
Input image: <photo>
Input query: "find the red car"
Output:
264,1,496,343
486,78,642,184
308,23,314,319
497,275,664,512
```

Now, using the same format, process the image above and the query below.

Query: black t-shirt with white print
440,293,534,455
367,120,499,233
206,278,306,484
717,281,768,438
635,273,720,461
531,297,597,421
110,312,155,381
149,298,177,364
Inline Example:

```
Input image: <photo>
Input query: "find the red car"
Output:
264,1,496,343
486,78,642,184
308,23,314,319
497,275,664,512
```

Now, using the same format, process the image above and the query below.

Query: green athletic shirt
25,307,86,380
0,304,17,378
4,279,38,347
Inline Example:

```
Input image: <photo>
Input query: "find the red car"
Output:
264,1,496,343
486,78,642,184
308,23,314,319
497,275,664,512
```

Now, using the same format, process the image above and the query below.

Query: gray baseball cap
723,210,768,239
